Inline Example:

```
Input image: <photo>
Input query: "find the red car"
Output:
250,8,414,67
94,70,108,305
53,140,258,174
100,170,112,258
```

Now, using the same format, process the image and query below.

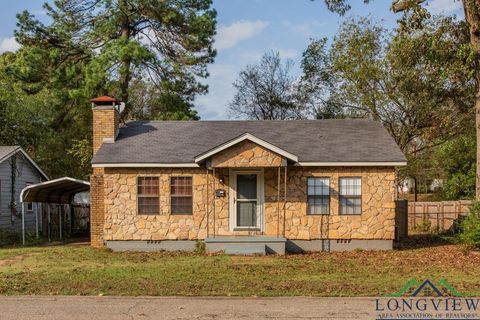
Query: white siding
0,153,45,231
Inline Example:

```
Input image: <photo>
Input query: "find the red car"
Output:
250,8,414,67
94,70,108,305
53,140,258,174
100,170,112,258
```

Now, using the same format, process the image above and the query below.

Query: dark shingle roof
92,119,406,164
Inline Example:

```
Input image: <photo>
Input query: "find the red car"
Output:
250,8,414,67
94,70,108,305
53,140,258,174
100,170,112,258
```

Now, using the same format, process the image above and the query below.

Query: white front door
230,170,264,231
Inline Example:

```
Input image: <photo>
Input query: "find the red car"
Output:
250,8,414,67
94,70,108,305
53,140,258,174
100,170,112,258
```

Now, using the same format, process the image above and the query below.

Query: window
307,178,330,215
171,177,193,215
339,177,362,215
137,177,159,214
26,182,33,212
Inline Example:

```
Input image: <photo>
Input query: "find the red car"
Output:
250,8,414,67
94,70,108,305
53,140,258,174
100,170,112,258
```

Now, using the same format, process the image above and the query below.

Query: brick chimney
91,96,120,156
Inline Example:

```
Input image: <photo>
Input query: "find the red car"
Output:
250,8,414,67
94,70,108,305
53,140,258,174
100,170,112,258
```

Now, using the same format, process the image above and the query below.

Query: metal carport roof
20,177,90,204
19,177,90,245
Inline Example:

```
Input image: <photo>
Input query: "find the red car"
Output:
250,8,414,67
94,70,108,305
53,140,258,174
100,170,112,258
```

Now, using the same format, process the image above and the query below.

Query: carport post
35,202,39,239
59,205,63,241
21,202,25,245
47,204,51,242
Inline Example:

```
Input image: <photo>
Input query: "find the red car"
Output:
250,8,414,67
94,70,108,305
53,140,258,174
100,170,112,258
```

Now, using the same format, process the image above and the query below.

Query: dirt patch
0,253,36,267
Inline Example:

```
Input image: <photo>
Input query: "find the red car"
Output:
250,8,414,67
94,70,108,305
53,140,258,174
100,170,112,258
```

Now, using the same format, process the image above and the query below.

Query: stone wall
280,167,396,240
211,140,283,168
98,166,396,243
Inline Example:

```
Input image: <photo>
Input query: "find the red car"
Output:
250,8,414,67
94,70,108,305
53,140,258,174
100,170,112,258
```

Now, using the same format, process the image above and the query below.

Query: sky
0,0,464,120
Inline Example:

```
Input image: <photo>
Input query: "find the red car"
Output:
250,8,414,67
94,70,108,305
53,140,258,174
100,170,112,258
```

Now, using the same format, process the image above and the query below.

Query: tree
15,0,217,119
302,11,475,199
319,0,480,198
229,51,309,120
303,14,474,152
129,79,199,120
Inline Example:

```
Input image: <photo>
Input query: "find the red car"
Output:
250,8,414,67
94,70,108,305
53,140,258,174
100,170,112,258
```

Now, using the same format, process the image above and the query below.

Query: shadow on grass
394,234,453,250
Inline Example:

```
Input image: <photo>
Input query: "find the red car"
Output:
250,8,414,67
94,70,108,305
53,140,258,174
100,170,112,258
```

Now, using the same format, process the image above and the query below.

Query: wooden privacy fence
408,201,472,234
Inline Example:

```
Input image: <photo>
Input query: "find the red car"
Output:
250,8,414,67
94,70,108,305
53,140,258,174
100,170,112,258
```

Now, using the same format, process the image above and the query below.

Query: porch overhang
194,133,299,164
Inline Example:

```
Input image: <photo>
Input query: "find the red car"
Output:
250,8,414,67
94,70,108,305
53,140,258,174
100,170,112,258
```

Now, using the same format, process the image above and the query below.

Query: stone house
90,96,406,254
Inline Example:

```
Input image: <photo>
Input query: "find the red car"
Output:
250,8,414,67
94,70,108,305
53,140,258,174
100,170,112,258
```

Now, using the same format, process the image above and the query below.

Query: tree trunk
119,0,131,120
462,0,480,199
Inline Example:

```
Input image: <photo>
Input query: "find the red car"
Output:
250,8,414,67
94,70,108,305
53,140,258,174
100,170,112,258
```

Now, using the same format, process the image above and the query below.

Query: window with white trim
339,177,362,215
307,178,330,215
26,182,33,212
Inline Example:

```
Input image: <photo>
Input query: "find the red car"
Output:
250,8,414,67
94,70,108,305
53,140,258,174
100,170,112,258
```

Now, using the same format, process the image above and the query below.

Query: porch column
212,167,216,238
205,168,209,238
277,166,281,238
283,166,287,238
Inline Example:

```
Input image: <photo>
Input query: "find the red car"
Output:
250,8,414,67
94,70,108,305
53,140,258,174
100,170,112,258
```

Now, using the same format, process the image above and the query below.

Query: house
0,146,49,231
90,96,407,254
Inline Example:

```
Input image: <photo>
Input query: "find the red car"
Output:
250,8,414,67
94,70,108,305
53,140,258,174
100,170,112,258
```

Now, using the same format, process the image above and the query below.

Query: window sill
233,227,261,231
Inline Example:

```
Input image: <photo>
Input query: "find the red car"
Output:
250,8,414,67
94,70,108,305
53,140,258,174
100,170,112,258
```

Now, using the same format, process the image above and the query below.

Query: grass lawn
1,238,479,297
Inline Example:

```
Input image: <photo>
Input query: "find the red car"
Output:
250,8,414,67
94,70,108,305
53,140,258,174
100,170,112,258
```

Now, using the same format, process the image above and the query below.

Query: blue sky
0,0,464,119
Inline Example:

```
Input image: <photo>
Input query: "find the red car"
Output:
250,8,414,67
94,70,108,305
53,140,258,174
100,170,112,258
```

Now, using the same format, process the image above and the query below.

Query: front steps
205,236,286,255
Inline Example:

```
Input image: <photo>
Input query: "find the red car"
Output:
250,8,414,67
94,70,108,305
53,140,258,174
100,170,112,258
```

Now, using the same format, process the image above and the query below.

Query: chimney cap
91,95,118,104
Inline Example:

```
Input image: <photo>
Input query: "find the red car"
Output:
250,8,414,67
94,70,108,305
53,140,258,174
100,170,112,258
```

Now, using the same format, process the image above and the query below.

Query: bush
456,201,480,247
194,240,206,254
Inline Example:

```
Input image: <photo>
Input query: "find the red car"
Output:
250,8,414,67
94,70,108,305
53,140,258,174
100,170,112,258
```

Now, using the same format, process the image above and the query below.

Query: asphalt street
0,296,375,320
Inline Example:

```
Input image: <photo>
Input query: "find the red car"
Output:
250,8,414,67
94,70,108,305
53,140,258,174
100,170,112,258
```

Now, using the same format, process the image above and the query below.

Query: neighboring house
0,146,49,231
90,96,407,254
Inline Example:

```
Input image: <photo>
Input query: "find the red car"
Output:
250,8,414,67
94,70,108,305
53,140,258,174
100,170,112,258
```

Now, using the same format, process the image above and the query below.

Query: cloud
195,63,241,119
215,20,269,51
283,20,327,37
0,37,20,53
427,0,463,15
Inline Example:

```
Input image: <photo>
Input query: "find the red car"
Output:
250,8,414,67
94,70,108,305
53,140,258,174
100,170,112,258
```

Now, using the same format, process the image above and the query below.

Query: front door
231,171,263,230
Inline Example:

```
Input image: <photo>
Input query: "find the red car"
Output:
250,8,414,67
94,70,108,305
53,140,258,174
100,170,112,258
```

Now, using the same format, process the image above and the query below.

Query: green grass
1,243,480,296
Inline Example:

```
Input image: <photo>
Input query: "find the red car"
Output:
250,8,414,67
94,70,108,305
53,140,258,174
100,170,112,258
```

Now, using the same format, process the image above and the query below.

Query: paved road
0,296,376,319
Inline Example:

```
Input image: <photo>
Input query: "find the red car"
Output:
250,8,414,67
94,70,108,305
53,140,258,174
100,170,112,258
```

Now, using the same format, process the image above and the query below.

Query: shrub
456,201,480,247
194,240,206,254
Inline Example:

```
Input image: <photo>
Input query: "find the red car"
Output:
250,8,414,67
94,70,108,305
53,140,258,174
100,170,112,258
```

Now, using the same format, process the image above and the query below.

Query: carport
20,177,90,245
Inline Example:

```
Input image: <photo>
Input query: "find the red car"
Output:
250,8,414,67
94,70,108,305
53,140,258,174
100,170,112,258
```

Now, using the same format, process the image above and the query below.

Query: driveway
0,296,375,319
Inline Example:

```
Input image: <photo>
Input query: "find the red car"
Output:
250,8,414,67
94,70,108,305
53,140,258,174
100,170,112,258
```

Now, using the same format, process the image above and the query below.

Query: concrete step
223,243,266,255
205,236,286,255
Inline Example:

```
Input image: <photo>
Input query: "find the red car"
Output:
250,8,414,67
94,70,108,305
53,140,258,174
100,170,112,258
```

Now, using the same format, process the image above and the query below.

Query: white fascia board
297,161,407,167
194,133,299,163
92,163,200,168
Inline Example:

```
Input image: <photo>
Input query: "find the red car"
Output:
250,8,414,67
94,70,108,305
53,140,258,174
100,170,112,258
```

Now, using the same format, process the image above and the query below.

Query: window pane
171,177,193,196
171,177,193,214
138,196,159,214
237,174,257,200
137,177,159,214
138,177,159,196
237,201,257,227
340,178,361,196
307,178,330,214
307,178,329,196
171,197,193,214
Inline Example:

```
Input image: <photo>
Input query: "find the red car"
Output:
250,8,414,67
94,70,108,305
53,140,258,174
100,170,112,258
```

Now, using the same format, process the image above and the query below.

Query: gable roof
92,119,407,167
0,146,49,180
195,133,299,163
